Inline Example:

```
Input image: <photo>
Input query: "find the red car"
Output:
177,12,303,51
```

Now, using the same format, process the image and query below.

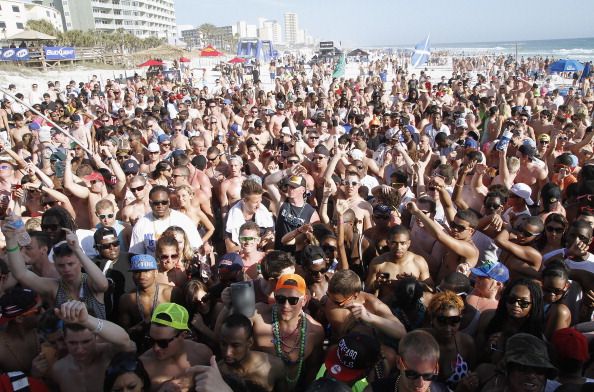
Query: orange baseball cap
275,274,306,295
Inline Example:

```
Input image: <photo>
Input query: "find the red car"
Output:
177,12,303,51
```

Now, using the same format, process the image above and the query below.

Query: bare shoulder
305,313,324,335
185,340,212,365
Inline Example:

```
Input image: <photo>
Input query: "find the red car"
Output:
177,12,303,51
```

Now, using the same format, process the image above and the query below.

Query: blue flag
411,35,431,68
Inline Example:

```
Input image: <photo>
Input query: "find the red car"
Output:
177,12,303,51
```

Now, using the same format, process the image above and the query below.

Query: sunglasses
450,221,469,232
145,332,181,349
130,185,145,193
286,159,299,164
514,226,539,238
42,200,58,207
322,245,337,253
311,156,325,161
239,236,258,243
506,296,531,309
0,164,12,170
373,214,390,220
159,254,179,261
150,200,169,206
401,358,438,381
436,315,462,326
542,286,567,296
98,241,120,250
539,140,549,145
308,267,329,276
274,295,301,306
309,136,319,140
330,293,355,307
484,203,502,210
341,180,359,186
207,156,219,161
97,213,114,219
546,226,564,234
41,223,60,231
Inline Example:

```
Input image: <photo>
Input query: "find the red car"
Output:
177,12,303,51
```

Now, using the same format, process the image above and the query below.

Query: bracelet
93,319,104,334
6,245,19,253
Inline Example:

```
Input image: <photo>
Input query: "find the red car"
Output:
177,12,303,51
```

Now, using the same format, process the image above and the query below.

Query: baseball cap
373,204,393,217
0,288,39,325
151,302,190,331
275,274,306,295
302,245,326,265
324,333,381,382
158,134,171,144
70,114,82,122
38,127,52,143
147,142,159,153
28,122,40,131
93,226,118,245
518,144,537,158
470,260,509,283
464,138,479,149
283,175,305,188
455,118,468,128
122,159,139,175
129,254,158,271
510,183,534,206
541,184,561,205
276,102,285,110
83,172,105,183
551,328,589,362
349,149,365,161
504,333,557,378
314,144,330,157
217,253,244,272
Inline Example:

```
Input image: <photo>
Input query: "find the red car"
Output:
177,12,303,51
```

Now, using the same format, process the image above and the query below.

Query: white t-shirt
542,248,594,272
129,210,203,256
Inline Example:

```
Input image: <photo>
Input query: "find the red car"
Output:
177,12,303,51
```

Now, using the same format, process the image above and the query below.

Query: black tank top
274,201,315,252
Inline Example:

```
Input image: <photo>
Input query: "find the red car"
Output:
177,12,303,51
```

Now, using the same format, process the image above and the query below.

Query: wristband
6,245,19,253
93,319,104,334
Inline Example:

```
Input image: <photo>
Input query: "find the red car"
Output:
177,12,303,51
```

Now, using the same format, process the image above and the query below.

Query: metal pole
0,87,93,156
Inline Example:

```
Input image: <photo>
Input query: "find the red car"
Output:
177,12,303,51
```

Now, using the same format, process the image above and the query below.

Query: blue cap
471,260,509,283
28,122,40,131
464,138,479,149
217,253,243,271
70,114,82,122
130,254,158,271
230,123,242,136
223,98,232,105
157,134,171,144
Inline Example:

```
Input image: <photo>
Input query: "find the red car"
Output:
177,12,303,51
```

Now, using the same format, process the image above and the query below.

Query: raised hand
54,300,88,324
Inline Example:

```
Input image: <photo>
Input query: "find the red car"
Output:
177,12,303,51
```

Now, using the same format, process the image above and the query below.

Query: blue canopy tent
549,59,584,73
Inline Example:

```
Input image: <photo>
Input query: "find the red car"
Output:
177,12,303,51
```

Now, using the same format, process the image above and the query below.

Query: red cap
551,328,589,362
83,172,104,183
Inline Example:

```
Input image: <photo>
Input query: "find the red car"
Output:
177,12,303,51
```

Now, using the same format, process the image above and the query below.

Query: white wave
555,48,594,54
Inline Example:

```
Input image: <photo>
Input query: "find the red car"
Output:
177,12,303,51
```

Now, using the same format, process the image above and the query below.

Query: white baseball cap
510,183,534,206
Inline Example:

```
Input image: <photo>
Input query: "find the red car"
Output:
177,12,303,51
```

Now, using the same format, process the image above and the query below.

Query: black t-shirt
274,201,316,252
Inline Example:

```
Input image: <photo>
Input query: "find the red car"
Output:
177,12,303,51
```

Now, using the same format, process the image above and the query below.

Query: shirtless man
514,144,548,199
69,114,93,152
246,119,271,152
217,274,324,390
408,197,443,277
407,200,479,282
170,121,191,151
118,255,176,351
171,165,213,221
121,175,151,220
9,113,30,149
495,217,544,281
218,314,286,392
324,270,406,342
362,204,394,265
140,143,161,174
219,155,244,217
366,225,432,302
51,300,136,392
268,102,287,139
140,303,212,391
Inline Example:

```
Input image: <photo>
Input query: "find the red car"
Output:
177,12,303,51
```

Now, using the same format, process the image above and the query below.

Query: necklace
272,305,307,384
394,375,401,392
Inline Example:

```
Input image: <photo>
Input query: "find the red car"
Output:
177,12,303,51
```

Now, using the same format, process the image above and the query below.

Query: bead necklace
272,305,307,385
394,375,401,392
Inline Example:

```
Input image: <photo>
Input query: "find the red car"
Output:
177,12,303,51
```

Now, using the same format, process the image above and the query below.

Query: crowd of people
0,52,592,392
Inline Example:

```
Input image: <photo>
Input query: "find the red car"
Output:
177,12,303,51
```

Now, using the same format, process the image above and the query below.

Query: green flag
332,54,345,79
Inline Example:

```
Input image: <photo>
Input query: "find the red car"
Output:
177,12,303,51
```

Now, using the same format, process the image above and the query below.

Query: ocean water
389,37,594,61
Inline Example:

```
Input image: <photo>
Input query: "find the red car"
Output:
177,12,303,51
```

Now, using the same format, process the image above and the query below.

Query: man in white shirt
422,111,450,148
543,221,594,272
129,185,202,256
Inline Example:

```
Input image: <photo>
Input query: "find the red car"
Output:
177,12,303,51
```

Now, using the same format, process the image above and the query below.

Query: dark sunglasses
506,296,531,309
274,295,301,306
401,358,438,381
145,332,181,349
207,156,219,161
308,267,328,276
450,221,469,232
150,200,169,206
286,159,299,164
159,254,179,261
42,200,58,207
41,223,60,231
546,226,564,234
98,241,120,250
97,213,114,220
514,226,539,237
484,203,501,210
130,185,145,193
436,315,462,326
542,286,567,296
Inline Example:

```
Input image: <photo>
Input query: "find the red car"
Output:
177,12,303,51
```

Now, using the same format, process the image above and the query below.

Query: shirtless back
52,342,113,392
218,350,286,392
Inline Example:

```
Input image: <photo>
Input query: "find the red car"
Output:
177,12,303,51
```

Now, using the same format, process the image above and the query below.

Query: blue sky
175,0,594,46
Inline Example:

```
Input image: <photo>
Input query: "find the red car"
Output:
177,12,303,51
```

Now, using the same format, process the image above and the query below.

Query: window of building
16,22,23,29
12,5,20,12
0,22,6,28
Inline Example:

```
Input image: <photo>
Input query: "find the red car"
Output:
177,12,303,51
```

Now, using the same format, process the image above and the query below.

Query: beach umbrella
179,57,191,63
228,57,246,64
549,59,584,73
138,59,163,67
200,45,224,57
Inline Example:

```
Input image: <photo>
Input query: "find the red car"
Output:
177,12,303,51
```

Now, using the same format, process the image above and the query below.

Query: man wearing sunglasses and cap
140,303,212,392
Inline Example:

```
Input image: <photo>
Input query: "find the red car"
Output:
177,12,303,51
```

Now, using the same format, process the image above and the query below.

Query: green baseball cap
151,303,189,331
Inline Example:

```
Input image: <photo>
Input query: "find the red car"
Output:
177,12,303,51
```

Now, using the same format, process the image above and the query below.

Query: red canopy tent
228,57,246,64
200,45,223,57
138,59,163,67
179,57,191,63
